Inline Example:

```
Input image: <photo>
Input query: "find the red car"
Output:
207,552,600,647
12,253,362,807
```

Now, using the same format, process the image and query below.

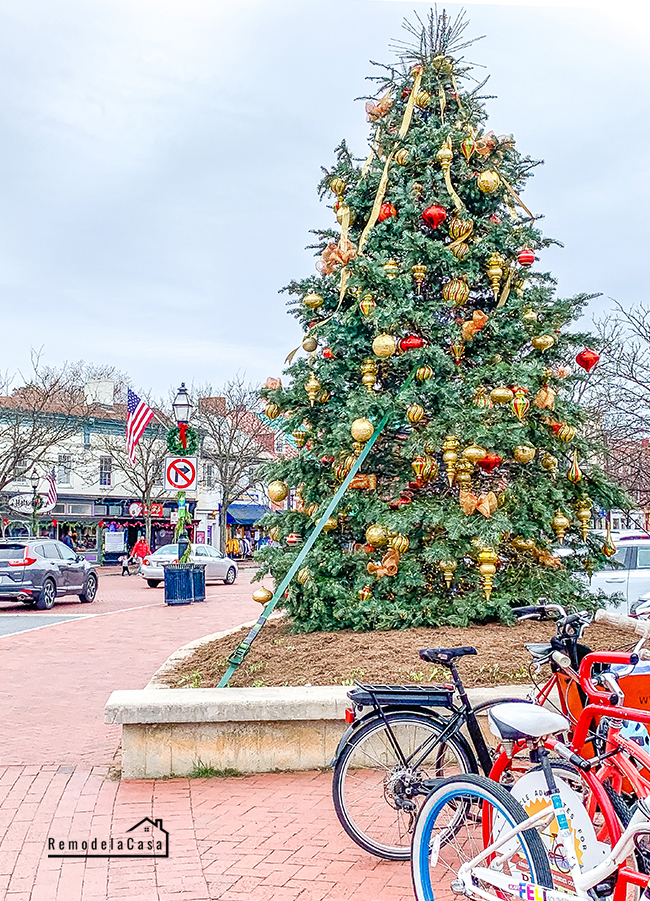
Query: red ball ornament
422,205,447,229
490,215,501,224
286,533,302,546
322,347,333,359
320,455,335,465
518,248,535,267
378,202,397,222
477,453,502,474
575,348,600,372
399,334,426,352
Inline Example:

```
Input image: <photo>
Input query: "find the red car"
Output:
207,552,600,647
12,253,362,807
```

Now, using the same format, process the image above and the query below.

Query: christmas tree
256,10,625,632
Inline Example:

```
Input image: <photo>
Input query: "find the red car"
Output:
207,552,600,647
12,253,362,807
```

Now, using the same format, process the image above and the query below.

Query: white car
588,533,650,613
140,544,238,588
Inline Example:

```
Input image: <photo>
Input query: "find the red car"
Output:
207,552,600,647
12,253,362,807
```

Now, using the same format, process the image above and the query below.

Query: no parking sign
164,456,197,492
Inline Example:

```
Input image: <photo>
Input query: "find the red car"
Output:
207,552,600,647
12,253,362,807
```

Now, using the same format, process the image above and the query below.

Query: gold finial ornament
412,263,427,292
303,292,324,310
372,334,397,359
305,373,321,407
477,548,499,600
252,587,273,605
292,430,307,449
351,417,374,443
551,510,571,543
454,459,474,486
439,560,457,589
442,435,460,486
383,259,400,279
360,360,378,393
486,253,504,300
575,497,592,541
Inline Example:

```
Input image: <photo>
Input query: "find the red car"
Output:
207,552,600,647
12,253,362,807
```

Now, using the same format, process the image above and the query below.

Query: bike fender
328,706,477,770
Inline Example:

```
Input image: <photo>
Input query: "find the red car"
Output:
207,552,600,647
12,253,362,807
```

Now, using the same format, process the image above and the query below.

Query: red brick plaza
0,569,413,900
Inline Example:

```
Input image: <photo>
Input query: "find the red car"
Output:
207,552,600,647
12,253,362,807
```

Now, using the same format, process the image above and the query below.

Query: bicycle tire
332,711,474,860
411,774,554,901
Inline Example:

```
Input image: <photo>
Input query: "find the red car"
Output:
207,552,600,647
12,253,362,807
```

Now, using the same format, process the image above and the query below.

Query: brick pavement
0,569,413,900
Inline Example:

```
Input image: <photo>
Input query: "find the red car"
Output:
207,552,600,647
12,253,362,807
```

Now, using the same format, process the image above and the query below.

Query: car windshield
152,545,178,556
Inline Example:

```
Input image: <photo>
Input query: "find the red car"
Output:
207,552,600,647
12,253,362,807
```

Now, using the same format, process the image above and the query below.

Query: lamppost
171,383,194,562
30,469,41,538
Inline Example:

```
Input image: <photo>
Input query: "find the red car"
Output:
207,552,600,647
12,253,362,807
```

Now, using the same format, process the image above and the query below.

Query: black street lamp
30,469,41,537
172,383,193,425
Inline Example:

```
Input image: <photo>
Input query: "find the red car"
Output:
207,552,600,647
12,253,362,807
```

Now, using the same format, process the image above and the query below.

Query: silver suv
0,538,99,610
589,533,650,613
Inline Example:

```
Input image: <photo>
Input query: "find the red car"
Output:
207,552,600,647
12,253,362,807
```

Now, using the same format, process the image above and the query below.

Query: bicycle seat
525,642,553,661
488,702,570,742
419,647,477,665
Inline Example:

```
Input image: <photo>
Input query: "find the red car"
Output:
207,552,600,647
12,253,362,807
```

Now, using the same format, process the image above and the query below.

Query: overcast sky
0,0,649,398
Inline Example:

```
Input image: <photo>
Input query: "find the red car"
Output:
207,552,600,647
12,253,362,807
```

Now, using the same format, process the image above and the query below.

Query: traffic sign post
164,457,197,492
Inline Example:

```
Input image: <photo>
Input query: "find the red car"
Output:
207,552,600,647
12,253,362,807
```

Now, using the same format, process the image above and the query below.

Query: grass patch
188,760,244,779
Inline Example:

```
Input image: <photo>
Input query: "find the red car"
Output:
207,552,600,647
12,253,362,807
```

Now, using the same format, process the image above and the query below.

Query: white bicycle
411,702,650,901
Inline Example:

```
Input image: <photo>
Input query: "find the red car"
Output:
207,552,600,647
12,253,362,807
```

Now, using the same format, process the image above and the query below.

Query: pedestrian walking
131,536,151,572
120,551,132,576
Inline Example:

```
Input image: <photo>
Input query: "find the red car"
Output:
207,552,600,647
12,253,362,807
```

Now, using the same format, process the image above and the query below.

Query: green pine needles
256,10,627,632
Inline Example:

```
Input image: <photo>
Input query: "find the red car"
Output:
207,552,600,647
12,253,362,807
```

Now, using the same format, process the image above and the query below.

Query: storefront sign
128,502,143,517
149,503,164,517
195,531,205,544
8,493,56,515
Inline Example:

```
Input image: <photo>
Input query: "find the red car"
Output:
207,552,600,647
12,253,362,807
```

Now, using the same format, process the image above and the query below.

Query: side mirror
76,554,85,563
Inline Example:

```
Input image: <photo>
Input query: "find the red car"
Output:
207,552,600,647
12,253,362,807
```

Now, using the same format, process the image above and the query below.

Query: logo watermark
48,817,169,858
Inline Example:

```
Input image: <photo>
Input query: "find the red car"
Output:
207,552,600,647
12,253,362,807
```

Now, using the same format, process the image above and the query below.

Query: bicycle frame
454,782,650,901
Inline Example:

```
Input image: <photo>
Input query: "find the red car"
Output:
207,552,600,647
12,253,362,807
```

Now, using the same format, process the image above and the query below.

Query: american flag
126,388,155,464
45,468,57,508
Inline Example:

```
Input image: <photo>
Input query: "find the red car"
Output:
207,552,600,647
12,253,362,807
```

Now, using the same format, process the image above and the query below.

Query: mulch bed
162,617,636,689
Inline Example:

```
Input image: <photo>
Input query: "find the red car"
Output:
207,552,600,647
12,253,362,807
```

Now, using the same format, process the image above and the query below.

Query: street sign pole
218,367,417,688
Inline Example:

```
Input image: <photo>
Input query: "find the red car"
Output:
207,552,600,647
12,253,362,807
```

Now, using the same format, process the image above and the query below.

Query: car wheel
79,573,98,603
223,567,236,585
35,578,57,611
147,579,161,588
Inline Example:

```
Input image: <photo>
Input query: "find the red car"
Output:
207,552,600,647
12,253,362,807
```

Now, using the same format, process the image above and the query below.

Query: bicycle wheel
332,711,474,860
411,774,553,901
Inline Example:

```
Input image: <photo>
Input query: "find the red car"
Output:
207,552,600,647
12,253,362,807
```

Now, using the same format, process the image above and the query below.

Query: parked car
0,538,99,610
588,533,650,613
140,544,238,588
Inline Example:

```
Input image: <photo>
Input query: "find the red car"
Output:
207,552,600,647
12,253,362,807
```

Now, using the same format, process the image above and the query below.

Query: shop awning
227,504,270,525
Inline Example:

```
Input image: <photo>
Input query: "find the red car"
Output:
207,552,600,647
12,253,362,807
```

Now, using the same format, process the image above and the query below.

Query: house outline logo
48,816,169,858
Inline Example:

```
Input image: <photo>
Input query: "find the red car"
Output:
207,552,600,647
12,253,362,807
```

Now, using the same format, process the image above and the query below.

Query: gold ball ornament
522,309,539,327
551,510,571,544
264,401,280,420
406,403,425,424
432,54,453,74
415,89,431,109
416,365,434,382
329,176,346,196
541,452,558,472
350,418,374,443
383,259,400,279
436,143,453,167
463,443,487,465
366,524,388,547
305,503,318,517
268,526,280,542
267,480,289,503
513,445,536,463
305,373,322,407
317,389,330,405
490,385,515,405
558,424,576,442
531,335,556,352
511,536,536,551
297,568,311,585
303,292,324,310
252,587,273,605
477,170,500,193
395,149,409,166
357,585,374,602
322,517,338,532
372,334,396,359
302,336,318,353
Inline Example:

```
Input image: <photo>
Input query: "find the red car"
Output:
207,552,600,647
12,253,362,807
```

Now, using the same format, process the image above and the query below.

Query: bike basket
347,683,455,709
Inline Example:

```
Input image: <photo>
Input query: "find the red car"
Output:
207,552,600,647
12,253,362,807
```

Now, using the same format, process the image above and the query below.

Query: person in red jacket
131,536,151,572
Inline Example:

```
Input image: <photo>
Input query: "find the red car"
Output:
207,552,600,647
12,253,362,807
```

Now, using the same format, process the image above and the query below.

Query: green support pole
218,368,417,688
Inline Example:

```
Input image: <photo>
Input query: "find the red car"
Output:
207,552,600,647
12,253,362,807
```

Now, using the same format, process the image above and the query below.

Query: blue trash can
191,564,206,602
163,563,194,605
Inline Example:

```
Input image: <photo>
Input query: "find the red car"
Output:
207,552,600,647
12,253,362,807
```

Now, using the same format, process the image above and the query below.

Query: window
67,503,92,516
99,456,112,487
204,462,215,487
42,544,61,559
13,460,29,484
637,547,650,569
83,429,91,448
604,548,628,570
195,546,208,557
57,454,72,486
58,544,76,561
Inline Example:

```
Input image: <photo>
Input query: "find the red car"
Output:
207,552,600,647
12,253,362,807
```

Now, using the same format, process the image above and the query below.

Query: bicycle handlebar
578,650,640,704
595,609,650,637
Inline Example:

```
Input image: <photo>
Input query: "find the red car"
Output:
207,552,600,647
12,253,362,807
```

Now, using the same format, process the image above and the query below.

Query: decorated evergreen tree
256,10,625,632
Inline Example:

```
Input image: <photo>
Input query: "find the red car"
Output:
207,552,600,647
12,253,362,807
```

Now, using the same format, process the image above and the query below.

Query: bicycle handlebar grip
512,605,545,618
595,609,650,637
